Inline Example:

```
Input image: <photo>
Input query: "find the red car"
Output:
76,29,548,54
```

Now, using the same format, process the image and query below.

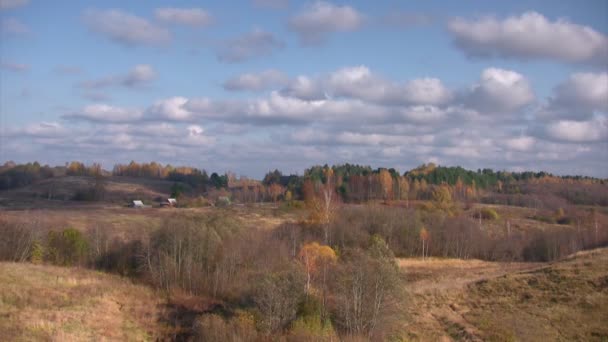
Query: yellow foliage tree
298,242,337,294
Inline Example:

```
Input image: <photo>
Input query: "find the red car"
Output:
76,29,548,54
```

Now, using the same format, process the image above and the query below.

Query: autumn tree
331,243,401,339
420,227,429,260
398,176,410,207
268,183,285,202
432,185,454,213
298,242,337,294
378,169,393,202
304,168,340,244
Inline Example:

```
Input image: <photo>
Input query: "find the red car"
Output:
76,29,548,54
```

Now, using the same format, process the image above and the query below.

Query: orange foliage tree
298,242,337,294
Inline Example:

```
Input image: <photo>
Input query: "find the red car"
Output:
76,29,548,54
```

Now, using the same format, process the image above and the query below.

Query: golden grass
399,248,608,341
0,263,167,341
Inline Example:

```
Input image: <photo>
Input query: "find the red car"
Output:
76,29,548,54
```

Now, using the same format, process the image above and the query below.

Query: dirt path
398,258,545,341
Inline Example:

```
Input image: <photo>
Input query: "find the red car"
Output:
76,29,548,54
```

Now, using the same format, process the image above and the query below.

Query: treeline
2,160,607,206
258,163,607,206
112,161,228,190
0,162,55,190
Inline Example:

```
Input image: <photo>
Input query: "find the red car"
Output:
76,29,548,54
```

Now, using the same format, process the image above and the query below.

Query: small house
131,200,145,208
160,198,178,207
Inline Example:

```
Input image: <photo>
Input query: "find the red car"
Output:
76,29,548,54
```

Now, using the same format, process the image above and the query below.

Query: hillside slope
402,248,608,341
0,176,190,208
0,263,167,341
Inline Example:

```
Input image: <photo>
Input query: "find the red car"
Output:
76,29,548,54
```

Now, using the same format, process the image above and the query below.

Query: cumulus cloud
448,11,608,65
216,29,284,63
19,122,67,138
1,61,28,72
539,72,608,120
288,1,363,45
146,97,193,121
545,116,608,142
155,8,212,27
63,104,144,123
223,69,289,92
83,9,171,46
504,136,536,151
282,66,452,106
0,0,28,10
79,64,157,89
462,68,534,114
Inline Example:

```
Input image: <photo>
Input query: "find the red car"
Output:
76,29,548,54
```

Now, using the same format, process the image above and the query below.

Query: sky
0,0,607,178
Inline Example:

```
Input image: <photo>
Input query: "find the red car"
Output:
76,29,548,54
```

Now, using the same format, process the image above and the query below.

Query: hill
401,248,608,341
0,176,189,208
0,262,167,341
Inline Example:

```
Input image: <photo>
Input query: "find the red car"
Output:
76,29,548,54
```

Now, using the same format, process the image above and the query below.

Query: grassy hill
401,248,608,341
0,263,168,341
0,176,190,208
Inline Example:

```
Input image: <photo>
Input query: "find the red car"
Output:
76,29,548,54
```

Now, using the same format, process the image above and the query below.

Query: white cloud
288,1,363,45
216,29,284,63
448,11,608,65
83,9,171,46
539,72,608,120
545,116,608,142
64,104,144,123
282,65,452,106
463,68,534,114
0,0,28,10
147,97,192,121
124,64,157,86
155,8,212,27
21,122,67,138
80,64,157,89
504,136,536,151
223,69,289,91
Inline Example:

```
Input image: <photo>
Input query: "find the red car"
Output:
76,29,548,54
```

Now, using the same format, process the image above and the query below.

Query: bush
193,312,258,341
473,208,499,220
531,215,556,224
556,217,574,225
46,228,90,266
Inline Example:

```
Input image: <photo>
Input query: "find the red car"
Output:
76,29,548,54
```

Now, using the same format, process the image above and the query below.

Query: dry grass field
0,262,167,341
400,248,608,341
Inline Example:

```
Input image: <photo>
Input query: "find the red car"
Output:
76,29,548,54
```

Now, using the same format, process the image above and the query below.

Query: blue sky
1,0,607,178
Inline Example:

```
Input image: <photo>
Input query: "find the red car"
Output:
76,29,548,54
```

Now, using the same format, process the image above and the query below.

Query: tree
432,185,454,213
170,182,184,199
378,169,393,202
420,227,429,260
398,176,410,207
331,247,401,339
253,263,305,333
268,183,285,202
298,242,337,294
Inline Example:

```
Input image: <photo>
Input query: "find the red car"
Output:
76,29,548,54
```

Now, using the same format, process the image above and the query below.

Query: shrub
473,208,499,220
556,217,574,225
193,312,258,341
46,228,90,266
531,215,556,224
